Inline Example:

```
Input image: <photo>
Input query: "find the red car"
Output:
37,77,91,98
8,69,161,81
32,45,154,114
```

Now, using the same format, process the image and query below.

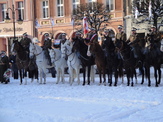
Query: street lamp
5,4,23,41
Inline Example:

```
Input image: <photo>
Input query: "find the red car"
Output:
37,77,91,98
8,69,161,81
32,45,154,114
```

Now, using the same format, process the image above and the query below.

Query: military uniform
43,35,52,66
127,30,141,58
115,32,126,42
0,52,10,84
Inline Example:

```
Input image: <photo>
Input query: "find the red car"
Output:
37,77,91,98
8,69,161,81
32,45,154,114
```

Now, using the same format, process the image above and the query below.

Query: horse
115,39,144,86
143,34,162,87
29,42,53,84
101,38,124,86
72,38,95,85
11,41,38,85
89,42,106,85
49,48,67,84
61,41,81,85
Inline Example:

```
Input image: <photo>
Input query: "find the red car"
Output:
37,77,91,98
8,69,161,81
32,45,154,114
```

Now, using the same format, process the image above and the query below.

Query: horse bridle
30,43,42,57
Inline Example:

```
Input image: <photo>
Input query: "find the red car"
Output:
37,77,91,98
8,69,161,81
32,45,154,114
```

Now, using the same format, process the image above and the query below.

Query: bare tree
72,2,111,34
133,0,163,30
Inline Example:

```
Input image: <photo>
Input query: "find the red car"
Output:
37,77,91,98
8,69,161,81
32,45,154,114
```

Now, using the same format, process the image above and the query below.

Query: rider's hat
151,25,156,28
118,25,123,29
23,32,28,36
61,33,66,36
44,33,49,37
131,27,137,31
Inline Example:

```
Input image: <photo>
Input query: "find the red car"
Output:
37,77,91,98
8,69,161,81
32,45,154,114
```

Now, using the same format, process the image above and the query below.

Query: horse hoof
155,84,158,87
148,84,151,87
109,84,112,86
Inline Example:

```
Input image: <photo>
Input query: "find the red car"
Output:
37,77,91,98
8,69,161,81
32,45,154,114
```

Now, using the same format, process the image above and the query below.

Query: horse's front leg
154,67,158,87
19,69,23,85
76,68,80,85
24,70,28,85
69,68,73,85
103,69,106,86
82,67,86,86
61,67,65,84
56,68,60,84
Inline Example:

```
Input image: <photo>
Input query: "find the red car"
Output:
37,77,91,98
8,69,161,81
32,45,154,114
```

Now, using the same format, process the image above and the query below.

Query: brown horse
11,41,37,85
89,42,106,85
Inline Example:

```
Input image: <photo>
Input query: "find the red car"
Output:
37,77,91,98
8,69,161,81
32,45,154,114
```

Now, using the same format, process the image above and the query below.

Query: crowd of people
0,25,162,84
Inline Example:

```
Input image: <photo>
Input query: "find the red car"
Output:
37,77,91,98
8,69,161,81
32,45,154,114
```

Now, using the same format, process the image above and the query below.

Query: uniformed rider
42,33,52,66
87,28,98,43
126,27,141,59
20,32,32,57
115,25,127,43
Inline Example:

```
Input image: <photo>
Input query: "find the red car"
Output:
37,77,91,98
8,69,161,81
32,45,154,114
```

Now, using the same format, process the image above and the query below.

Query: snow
0,68,163,122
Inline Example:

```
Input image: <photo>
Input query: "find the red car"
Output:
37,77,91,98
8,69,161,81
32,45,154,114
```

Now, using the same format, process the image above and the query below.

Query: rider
20,32,32,57
42,33,52,66
145,25,162,55
115,25,127,43
126,27,141,59
101,29,114,57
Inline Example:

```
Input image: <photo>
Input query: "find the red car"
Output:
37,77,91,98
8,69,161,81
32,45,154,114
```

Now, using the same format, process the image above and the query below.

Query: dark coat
9,55,18,79
20,37,32,50
43,38,52,49
0,55,10,83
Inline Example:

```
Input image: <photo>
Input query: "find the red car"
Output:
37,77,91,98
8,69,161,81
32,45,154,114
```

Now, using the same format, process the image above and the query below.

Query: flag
135,7,139,19
51,18,55,26
83,16,89,35
35,20,40,28
71,17,74,26
149,1,152,18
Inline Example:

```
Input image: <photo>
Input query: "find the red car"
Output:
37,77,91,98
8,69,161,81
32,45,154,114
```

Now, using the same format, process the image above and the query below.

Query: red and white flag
83,16,89,35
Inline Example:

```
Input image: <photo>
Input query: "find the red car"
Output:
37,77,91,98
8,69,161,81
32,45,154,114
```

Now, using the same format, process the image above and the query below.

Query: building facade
0,0,124,55
0,0,35,55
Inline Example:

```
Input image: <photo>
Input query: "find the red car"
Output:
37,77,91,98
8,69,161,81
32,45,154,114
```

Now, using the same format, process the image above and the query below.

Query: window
1,3,7,21
88,0,96,13
72,0,80,15
106,0,114,11
42,1,49,18
57,0,64,17
17,2,24,20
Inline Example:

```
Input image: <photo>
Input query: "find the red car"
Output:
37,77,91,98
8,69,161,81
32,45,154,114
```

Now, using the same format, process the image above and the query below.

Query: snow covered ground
0,68,163,122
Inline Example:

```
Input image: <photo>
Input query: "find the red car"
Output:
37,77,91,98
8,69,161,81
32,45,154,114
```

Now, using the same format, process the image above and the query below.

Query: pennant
51,18,55,26
149,1,152,18
83,16,89,35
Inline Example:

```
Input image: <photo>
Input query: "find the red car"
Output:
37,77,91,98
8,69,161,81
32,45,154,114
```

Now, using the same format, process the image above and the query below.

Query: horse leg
43,72,46,84
114,69,118,86
140,67,144,85
90,65,95,83
103,69,106,86
131,69,134,87
39,69,43,84
98,70,102,85
56,68,60,84
134,69,137,84
24,70,28,85
126,70,130,86
154,67,158,87
82,67,86,86
87,66,91,85
76,68,80,85
158,68,161,84
19,70,23,85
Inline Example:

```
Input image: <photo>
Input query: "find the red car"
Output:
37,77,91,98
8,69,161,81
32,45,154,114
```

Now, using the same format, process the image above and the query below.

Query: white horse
29,39,53,84
49,48,67,84
61,41,81,85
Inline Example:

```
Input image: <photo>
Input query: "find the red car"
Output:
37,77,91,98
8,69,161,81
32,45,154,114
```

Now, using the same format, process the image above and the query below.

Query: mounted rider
145,25,162,55
20,32,32,57
101,29,114,57
42,33,52,66
126,27,141,59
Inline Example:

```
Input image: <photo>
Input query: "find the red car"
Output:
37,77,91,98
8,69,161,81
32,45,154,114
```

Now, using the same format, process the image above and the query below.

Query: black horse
72,38,95,85
102,38,123,86
143,34,162,87
11,41,38,85
115,39,144,86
